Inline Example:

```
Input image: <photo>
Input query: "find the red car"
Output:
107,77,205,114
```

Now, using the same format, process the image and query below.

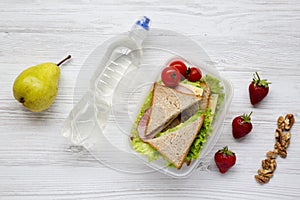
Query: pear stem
57,55,71,67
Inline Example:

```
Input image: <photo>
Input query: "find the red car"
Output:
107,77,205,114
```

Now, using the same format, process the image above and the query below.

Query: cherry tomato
187,67,202,82
168,60,187,80
161,66,181,87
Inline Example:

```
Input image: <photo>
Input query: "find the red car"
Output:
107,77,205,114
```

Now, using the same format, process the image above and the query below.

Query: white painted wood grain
1,0,300,199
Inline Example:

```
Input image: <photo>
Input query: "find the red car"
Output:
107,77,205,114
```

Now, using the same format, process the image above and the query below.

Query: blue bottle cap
135,16,150,31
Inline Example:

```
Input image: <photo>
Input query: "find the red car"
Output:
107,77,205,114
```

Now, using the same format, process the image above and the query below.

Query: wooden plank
0,0,300,199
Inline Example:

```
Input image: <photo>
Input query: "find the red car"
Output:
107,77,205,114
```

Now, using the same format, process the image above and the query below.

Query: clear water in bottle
62,16,150,147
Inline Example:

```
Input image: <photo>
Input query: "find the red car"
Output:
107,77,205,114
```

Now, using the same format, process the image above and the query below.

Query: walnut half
284,114,295,131
255,174,270,184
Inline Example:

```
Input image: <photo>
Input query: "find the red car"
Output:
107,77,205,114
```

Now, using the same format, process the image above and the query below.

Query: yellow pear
13,55,71,112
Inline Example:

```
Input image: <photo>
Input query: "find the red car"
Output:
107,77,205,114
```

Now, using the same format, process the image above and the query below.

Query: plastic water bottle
93,16,150,127
93,16,150,96
62,16,150,147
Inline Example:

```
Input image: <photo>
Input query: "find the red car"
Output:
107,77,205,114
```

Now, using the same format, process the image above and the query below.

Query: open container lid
62,28,233,178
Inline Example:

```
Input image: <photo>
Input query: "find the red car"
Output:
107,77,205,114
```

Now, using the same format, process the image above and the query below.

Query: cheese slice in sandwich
146,115,205,169
144,83,201,138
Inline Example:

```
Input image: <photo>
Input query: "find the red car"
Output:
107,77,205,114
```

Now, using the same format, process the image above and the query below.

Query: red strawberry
249,72,271,105
232,112,253,139
214,146,236,174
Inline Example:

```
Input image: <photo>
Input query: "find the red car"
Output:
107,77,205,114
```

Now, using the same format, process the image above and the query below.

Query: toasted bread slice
162,82,210,131
146,115,204,169
144,83,201,137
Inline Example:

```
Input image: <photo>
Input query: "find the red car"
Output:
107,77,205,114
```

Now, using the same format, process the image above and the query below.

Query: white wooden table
1,1,300,199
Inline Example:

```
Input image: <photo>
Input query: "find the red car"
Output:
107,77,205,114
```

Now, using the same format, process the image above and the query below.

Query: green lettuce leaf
130,91,161,162
186,109,213,162
202,75,225,115
131,137,160,162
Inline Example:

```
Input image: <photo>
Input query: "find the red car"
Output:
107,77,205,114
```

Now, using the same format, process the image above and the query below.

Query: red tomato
168,60,187,80
161,66,181,87
187,67,202,82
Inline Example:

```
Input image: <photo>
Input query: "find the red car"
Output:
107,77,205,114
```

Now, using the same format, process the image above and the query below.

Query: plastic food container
62,27,233,178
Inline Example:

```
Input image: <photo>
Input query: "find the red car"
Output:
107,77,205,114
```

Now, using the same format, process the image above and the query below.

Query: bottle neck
128,24,149,46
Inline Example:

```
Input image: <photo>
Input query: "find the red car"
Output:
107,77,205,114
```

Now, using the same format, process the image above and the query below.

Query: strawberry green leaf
241,111,252,124
252,72,271,88
218,146,235,156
